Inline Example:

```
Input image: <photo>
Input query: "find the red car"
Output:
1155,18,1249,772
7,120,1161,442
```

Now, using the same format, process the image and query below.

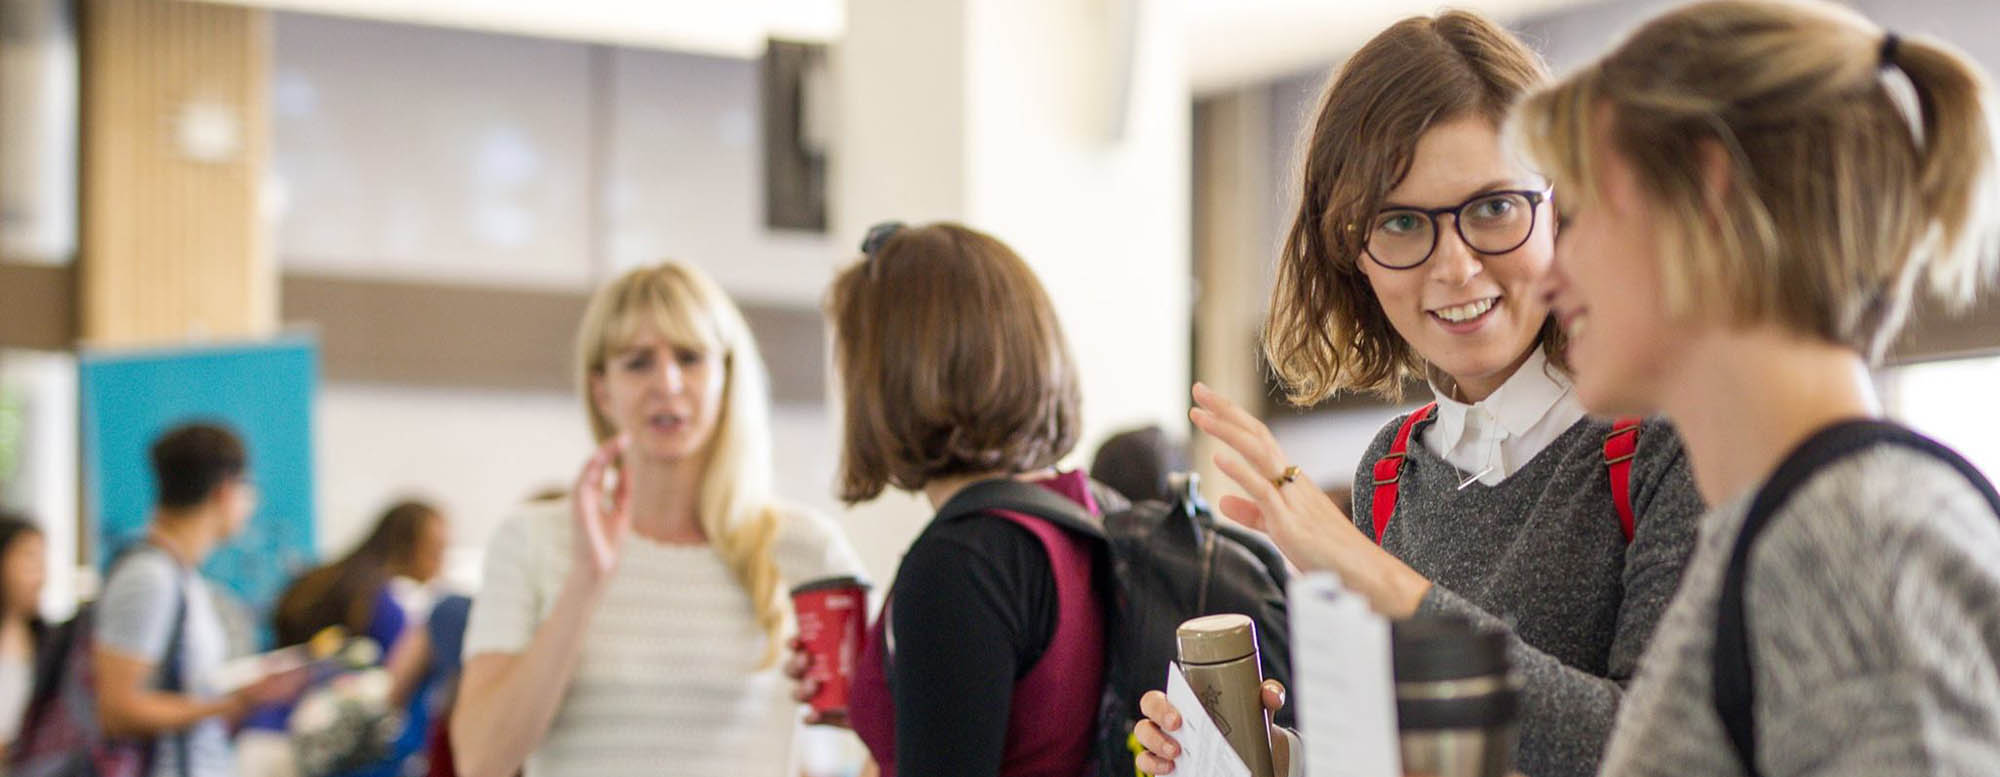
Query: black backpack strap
1712,420,2000,777
163,561,191,777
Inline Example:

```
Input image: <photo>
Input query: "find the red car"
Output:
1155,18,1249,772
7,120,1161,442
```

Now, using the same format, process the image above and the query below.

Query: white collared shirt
1422,348,1588,487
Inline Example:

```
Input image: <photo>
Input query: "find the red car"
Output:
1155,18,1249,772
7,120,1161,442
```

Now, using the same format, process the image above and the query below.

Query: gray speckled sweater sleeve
1350,415,1705,777
1602,445,2000,777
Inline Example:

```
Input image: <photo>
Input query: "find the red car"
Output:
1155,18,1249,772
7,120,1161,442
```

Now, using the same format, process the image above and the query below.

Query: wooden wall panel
280,272,827,402
0,261,76,350
78,0,271,345
1894,297,2000,365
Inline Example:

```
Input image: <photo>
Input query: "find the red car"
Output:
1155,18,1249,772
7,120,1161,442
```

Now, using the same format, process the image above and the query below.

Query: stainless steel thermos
1176,614,1276,777
1392,615,1521,777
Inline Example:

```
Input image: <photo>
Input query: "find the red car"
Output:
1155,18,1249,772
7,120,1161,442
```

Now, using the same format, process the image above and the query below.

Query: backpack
933,473,1294,777
1371,403,1644,542
9,544,191,777
1711,420,2000,777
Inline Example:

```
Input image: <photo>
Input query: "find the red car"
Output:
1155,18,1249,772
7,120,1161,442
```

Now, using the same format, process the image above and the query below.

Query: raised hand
1190,383,1432,618
572,435,632,581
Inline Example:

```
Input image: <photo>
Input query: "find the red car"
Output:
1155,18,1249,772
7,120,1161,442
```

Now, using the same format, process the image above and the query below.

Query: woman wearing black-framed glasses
1135,13,1704,777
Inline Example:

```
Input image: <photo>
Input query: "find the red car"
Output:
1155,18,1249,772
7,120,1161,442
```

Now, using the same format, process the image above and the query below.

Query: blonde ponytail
1509,0,2000,361
1886,35,2000,306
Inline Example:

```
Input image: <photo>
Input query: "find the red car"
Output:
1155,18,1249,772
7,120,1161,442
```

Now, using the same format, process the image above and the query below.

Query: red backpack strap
1371,403,1437,544
1605,418,1642,542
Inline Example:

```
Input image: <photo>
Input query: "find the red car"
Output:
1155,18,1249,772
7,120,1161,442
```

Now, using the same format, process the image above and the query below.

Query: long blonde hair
1510,0,2000,361
576,262,788,668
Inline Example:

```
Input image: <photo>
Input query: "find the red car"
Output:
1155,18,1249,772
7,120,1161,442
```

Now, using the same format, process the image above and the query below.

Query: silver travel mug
1176,614,1276,777
1393,615,1520,777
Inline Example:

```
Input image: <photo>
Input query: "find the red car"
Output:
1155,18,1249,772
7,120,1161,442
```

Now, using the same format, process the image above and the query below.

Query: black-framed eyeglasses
1362,188,1552,270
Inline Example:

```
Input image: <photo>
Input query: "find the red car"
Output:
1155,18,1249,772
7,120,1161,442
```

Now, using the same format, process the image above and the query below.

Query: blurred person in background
1089,425,1188,505
272,499,448,698
96,422,309,777
0,512,45,758
236,499,452,777
417,594,470,777
1137,11,1705,777
451,261,866,777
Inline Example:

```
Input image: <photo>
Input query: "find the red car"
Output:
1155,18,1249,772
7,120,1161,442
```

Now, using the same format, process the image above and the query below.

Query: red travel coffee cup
791,576,870,717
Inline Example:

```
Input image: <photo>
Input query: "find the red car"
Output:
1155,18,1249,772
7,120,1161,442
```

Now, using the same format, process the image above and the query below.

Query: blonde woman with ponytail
1511,1,2000,774
453,262,866,777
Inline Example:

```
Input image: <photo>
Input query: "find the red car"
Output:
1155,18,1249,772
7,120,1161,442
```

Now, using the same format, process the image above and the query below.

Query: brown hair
827,223,1082,503
151,422,247,510
1266,11,1553,404
1512,0,2000,360
273,500,441,647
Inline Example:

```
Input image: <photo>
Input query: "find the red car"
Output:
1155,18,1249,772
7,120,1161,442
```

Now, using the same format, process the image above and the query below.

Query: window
1886,355,2000,479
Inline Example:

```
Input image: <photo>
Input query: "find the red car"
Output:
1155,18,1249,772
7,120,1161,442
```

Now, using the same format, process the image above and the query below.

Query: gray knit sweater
1351,413,1705,777
1600,444,2000,777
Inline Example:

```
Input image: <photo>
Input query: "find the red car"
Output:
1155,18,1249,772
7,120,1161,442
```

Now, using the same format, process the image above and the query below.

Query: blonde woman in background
452,262,867,777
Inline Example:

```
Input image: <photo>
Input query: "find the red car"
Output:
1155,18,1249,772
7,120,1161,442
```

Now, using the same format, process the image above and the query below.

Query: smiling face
590,326,727,464
1539,107,1694,415
1357,116,1556,401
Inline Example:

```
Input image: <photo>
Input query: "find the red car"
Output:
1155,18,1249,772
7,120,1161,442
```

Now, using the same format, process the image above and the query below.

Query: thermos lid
790,576,871,596
1392,615,1509,683
1177,613,1258,665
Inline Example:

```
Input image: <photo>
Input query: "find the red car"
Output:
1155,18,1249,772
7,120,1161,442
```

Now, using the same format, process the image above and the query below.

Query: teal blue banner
80,337,318,630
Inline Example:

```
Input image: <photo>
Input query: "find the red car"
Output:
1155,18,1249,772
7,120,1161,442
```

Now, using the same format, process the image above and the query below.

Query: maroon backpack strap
1605,418,1642,542
1371,403,1437,544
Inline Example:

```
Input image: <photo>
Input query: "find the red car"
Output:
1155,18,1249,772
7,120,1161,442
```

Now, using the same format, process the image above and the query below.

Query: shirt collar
1426,348,1573,447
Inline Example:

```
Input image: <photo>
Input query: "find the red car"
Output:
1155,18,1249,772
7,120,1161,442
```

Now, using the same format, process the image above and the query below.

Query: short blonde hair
1511,0,2000,361
1267,11,1553,404
827,223,1081,503
574,262,788,667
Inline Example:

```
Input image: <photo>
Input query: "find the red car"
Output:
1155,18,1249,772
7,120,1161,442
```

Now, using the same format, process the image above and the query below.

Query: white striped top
463,498,867,777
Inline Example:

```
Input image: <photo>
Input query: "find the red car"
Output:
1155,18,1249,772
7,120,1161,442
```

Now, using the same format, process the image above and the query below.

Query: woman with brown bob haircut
1137,11,1705,777
822,221,1106,777
1516,1,2000,774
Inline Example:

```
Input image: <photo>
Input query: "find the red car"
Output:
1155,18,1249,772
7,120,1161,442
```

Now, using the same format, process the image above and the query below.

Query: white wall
604,48,839,306
314,382,593,588
0,349,80,619
1887,356,2000,481
271,12,843,305
272,13,595,288
0,0,78,264
965,0,1193,454
827,0,969,230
